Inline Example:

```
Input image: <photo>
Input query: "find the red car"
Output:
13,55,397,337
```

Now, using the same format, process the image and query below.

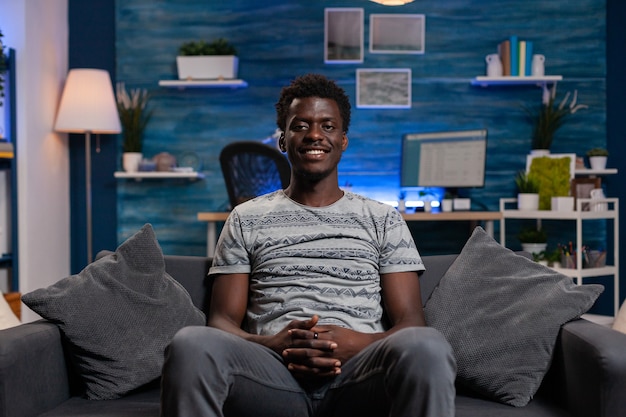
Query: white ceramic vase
589,156,607,170
521,243,547,255
517,193,539,211
441,199,453,212
122,152,143,172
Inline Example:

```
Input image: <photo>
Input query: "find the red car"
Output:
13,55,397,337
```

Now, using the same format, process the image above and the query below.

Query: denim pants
160,326,456,417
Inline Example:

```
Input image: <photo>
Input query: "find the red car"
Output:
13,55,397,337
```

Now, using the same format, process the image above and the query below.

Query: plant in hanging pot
116,82,152,172
523,84,588,153
586,147,609,170
515,170,540,210
176,38,239,80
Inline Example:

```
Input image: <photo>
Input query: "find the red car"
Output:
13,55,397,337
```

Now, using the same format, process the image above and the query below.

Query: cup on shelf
531,54,545,76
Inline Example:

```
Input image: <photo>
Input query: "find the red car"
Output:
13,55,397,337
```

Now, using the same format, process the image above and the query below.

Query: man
161,74,456,417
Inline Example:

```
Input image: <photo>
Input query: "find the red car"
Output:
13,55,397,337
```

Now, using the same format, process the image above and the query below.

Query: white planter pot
176,56,238,80
441,199,453,212
517,193,539,211
530,149,550,156
122,152,143,173
589,156,607,170
521,243,547,255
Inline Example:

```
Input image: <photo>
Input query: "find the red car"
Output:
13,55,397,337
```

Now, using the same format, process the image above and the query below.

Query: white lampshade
370,0,414,4
54,69,121,134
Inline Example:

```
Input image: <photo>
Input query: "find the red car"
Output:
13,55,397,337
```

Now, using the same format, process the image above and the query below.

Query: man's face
282,96,348,181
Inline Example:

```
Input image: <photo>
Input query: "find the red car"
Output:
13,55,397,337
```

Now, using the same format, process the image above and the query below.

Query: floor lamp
54,69,121,264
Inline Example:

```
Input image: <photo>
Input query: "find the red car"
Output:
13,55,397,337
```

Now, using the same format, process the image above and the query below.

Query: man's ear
279,134,286,152
341,133,349,151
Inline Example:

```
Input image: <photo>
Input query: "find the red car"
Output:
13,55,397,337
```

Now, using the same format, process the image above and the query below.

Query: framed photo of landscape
356,69,412,109
369,14,425,54
324,8,364,64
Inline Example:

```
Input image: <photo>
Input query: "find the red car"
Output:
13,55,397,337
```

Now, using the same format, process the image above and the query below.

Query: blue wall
115,0,607,255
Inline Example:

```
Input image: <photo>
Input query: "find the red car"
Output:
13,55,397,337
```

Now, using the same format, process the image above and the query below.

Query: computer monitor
401,129,487,189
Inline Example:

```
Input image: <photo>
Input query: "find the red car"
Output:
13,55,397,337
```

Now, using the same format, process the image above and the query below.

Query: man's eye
323,124,335,131
292,124,308,131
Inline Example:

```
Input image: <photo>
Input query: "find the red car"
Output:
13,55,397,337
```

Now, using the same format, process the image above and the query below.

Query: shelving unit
499,197,619,315
471,75,562,87
0,49,18,292
158,79,248,88
114,171,205,181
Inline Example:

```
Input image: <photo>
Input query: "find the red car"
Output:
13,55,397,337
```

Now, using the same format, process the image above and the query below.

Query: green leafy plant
178,38,237,56
523,84,588,150
517,226,547,244
586,148,608,157
0,29,6,106
116,82,152,153
514,171,539,194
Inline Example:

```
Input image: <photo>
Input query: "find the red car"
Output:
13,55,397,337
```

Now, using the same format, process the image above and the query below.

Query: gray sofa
1,253,625,417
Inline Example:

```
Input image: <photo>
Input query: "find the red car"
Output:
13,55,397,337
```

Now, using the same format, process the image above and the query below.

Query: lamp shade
370,0,414,4
55,69,121,134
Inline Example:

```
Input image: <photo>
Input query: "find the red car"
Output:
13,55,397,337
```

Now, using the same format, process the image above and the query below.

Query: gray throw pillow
22,224,206,400
424,226,603,407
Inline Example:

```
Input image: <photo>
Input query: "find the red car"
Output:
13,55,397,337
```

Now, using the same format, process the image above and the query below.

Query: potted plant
586,148,608,170
176,38,238,80
116,82,152,172
441,191,454,212
515,170,539,211
517,226,548,255
523,84,588,153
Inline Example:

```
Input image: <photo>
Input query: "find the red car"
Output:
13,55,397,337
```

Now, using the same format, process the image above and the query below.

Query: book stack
497,36,533,77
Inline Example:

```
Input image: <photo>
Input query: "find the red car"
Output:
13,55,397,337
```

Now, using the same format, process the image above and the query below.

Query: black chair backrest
219,141,291,209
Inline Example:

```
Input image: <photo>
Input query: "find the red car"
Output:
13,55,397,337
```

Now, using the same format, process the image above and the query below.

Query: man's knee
388,327,456,374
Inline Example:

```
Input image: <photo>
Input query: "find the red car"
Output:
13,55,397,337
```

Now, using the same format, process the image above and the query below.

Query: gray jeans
160,326,456,417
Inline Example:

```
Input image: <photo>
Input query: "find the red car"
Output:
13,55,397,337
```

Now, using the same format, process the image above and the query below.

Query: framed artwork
356,69,412,109
571,177,601,210
369,14,425,54
324,8,364,64
526,153,576,210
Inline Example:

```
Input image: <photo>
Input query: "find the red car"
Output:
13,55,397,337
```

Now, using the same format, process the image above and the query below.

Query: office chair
219,141,291,209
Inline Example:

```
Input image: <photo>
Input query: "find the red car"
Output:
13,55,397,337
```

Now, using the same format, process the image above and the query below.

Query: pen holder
561,253,576,269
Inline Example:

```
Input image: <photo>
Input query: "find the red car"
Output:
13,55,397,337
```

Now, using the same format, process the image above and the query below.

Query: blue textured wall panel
115,0,607,260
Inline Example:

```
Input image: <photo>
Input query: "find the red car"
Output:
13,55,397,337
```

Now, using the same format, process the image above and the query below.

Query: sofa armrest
0,321,72,417
557,319,626,417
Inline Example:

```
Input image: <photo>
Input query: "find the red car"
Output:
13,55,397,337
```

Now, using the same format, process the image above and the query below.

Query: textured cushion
22,224,206,400
424,226,603,407
0,293,20,330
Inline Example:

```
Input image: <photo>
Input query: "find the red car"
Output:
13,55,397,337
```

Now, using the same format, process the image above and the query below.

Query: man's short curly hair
275,74,351,133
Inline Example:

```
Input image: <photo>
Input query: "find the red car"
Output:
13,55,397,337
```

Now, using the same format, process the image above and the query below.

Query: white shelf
471,75,563,87
158,79,248,88
575,168,618,176
499,197,619,315
114,171,205,180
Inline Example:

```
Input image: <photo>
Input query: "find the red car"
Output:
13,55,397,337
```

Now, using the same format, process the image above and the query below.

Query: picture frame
356,68,412,109
369,14,425,54
324,8,364,64
571,177,601,210
526,153,576,210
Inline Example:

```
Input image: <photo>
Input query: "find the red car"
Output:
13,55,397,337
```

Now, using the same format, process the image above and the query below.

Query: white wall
0,0,70,322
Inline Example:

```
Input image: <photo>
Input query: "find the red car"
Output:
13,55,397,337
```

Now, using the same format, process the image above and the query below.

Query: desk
198,211,501,257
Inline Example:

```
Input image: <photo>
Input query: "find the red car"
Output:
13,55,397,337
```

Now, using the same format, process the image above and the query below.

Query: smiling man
161,74,456,417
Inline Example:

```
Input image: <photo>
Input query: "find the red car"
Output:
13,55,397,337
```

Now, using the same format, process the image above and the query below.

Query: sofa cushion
22,224,206,400
424,226,603,407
